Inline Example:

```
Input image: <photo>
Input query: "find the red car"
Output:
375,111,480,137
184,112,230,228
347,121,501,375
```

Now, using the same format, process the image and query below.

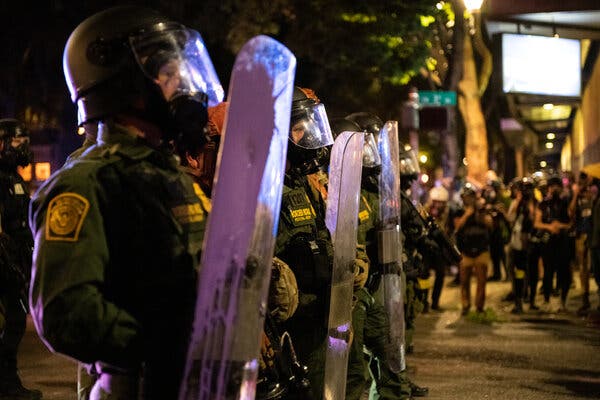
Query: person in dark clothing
568,172,594,313
425,185,451,311
29,6,220,398
588,178,600,310
454,183,493,314
534,176,572,311
0,118,42,400
482,180,510,281
506,178,536,313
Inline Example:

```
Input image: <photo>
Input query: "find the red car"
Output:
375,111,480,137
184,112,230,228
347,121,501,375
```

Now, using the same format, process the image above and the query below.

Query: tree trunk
458,34,488,187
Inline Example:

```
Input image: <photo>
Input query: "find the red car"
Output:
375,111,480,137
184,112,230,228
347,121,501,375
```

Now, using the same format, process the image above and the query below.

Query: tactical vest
0,169,31,238
0,168,33,273
456,212,490,257
275,178,332,299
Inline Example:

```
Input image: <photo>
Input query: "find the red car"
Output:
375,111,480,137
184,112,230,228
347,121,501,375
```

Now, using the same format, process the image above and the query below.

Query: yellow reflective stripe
192,182,212,213
361,195,372,213
304,193,317,217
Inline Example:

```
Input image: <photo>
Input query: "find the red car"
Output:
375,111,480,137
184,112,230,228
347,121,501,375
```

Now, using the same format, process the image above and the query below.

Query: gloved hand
353,257,370,290
268,257,299,323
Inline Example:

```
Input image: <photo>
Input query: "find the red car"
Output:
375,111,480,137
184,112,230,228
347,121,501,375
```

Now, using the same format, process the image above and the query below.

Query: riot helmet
63,6,223,143
287,87,334,176
344,112,382,172
0,119,33,168
330,117,380,190
346,112,384,138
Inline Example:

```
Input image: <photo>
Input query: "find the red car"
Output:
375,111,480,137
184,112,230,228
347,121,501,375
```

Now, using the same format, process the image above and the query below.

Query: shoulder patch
45,193,90,242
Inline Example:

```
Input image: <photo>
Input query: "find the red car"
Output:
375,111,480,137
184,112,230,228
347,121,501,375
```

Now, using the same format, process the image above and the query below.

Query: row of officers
0,6,460,400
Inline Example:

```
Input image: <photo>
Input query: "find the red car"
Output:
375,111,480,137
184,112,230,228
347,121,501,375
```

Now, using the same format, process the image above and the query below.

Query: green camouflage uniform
346,187,411,400
29,123,208,399
275,174,333,399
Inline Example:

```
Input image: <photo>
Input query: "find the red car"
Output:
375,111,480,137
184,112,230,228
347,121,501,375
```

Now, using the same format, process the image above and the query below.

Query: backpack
456,214,490,257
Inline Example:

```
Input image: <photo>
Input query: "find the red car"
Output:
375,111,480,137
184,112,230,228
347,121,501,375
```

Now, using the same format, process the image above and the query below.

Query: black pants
527,243,542,305
431,263,445,308
0,290,26,378
490,237,506,279
541,235,571,303
510,249,527,307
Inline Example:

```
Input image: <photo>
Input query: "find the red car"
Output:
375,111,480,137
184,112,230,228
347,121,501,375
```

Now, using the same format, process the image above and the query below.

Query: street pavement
407,277,600,400
15,276,600,399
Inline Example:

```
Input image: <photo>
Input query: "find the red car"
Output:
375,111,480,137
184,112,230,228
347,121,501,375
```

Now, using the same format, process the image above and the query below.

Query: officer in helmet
0,119,41,399
29,6,222,399
272,86,334,398
335,114,411,400
425,185,450,311
346,114,430,399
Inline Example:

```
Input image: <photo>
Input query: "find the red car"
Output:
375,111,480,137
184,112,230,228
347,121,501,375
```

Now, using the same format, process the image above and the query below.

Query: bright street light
540,161,547,168
545,142,554,149
419,154,428,164
463,0,483,11
546,133,556,140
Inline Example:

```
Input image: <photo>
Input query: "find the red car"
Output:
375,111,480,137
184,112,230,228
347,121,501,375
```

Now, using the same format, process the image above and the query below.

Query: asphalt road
407,278,600,400
15,277,600,399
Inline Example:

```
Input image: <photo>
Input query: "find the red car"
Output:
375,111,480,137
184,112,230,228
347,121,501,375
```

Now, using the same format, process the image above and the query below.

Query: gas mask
133,28,223,143
0,136,33,168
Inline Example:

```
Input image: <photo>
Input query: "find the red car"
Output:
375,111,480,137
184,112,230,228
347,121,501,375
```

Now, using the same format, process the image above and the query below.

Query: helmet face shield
289,103,334,149
362,132,381,168
399,147,420,176
131,28,224,106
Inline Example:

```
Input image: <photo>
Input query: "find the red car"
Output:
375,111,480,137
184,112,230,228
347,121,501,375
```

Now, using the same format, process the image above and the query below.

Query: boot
511,298,523,314
529,292,539,310
408,379,429,397
0,372,42,400
577,293,591,315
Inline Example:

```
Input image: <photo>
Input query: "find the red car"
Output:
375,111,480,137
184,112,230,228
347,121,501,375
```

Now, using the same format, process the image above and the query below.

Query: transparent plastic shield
131,28,224,106
180,35,295,400
399,144,420,176
379,122,401,224
362,132,381,168
323,131,364,400
377,121,406,373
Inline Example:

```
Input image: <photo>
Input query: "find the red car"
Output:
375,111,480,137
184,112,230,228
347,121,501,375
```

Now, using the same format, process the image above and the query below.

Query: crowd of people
420,169,600,317
0,5,598,400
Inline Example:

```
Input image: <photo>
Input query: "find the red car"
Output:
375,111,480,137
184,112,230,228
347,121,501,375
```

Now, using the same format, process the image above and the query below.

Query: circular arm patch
45,193,90,242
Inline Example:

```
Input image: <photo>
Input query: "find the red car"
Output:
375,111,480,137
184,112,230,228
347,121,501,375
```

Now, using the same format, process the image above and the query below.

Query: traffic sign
418,90,456,106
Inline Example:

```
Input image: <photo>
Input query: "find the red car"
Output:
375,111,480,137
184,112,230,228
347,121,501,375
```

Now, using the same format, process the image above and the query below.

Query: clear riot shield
377,121,406,373
323,131,364,400
179,36,296,400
